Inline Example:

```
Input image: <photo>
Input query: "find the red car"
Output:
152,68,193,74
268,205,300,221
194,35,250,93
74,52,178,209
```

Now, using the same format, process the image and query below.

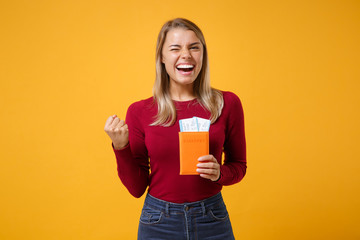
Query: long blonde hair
152,18,224,126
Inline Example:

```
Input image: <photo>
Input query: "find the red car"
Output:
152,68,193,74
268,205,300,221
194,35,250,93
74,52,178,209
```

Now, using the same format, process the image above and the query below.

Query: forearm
113,144,149,198
217,160,247,185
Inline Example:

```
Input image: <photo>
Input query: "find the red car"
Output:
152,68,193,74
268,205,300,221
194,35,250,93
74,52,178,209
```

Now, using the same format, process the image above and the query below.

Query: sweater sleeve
112,102,149,198
217,92,247,185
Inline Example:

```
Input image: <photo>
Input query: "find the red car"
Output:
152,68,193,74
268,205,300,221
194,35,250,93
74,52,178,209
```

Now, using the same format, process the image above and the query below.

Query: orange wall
1,0,359,239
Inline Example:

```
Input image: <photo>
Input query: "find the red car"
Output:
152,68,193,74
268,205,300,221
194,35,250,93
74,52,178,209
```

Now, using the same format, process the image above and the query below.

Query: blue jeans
138,192,235,240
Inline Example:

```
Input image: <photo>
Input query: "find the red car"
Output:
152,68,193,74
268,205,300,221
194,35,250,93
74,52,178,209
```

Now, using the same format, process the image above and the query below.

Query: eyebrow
169,42,201,48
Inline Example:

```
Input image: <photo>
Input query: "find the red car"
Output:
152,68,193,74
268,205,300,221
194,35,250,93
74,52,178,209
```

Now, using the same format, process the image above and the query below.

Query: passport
179,132,209,175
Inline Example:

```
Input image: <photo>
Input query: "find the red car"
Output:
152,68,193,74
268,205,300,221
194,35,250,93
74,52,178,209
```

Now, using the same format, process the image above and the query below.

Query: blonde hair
152,18,224,126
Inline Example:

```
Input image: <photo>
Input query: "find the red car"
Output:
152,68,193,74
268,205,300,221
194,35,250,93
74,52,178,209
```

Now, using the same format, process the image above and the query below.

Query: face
161,28,204,87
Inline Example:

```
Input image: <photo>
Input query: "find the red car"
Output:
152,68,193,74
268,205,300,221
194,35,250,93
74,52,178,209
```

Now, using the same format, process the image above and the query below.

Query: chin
176,78,196,85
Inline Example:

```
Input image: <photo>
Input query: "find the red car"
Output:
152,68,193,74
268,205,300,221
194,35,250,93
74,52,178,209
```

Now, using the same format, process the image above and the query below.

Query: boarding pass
179,117,210,132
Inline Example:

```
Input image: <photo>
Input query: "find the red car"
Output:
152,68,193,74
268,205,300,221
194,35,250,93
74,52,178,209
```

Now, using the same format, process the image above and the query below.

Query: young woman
104,18,246,240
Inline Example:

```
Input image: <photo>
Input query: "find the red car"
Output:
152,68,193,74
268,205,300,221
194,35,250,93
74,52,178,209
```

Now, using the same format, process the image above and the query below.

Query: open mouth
176,64,195,73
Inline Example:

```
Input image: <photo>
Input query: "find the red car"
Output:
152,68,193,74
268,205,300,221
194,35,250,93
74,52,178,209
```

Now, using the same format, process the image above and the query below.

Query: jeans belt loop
165,203,169,217
201,202,206,217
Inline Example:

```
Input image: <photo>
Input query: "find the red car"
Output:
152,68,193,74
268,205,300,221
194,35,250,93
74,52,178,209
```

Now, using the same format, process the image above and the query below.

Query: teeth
177,65,194,69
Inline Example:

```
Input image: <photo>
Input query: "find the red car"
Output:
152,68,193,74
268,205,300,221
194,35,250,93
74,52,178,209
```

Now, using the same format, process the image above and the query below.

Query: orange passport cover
179,132,209,175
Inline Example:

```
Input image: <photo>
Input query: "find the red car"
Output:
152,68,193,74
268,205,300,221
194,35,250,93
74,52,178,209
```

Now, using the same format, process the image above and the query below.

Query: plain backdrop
1,0,359,239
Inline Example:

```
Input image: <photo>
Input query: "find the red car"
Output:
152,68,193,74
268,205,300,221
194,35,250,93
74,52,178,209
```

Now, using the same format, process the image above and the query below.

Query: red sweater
113,91,246,203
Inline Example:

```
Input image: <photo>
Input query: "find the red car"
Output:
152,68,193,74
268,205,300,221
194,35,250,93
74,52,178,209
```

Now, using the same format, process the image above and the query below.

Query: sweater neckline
172,98,198,105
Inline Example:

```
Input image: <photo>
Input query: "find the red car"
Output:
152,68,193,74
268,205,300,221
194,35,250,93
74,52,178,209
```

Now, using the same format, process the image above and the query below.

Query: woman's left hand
197,155,221,181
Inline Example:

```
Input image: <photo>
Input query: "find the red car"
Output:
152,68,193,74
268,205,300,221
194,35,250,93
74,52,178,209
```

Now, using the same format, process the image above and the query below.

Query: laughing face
161,28,204,89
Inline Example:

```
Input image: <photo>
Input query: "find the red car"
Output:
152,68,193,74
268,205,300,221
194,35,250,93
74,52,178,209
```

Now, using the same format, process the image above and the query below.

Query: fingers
198,154,217,162
114,123,129,136
197,155,220,181
104,115,117,130
105,115,129,150
115,121,128,131
112,119,124,130
197,161,218,169
105,115,126,132
197,155,218,170
197,167,218,175
109,118,120,130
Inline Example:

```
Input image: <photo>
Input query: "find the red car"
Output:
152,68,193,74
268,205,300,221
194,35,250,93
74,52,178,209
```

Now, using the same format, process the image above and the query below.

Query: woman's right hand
104,115,129,150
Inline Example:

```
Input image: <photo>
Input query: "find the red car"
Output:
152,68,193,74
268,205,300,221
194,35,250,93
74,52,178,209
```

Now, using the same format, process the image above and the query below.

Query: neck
169,82,196,101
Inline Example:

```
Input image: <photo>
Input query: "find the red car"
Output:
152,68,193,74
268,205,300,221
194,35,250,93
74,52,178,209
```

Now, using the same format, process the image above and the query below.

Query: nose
180,48,191,59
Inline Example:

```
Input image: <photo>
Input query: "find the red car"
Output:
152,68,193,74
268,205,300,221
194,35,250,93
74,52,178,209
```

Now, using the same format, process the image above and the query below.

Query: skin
104,28,220,182
161,28,203,101
104,115,129,150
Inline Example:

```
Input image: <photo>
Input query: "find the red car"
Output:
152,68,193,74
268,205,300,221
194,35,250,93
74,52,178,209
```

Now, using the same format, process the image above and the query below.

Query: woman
104,18,246,240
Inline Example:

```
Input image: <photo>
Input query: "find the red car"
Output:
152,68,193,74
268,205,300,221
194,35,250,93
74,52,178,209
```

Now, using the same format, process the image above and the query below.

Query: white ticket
179,117,210,132
179,117,199,132
196,117,211,132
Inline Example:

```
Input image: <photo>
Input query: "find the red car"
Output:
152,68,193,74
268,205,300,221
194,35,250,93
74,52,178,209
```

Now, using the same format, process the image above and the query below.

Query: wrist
112,142,129,150
213,173,221,182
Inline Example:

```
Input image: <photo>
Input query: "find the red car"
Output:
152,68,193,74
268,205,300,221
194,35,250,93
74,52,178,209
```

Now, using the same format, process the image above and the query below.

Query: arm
217,93,247,185
106,103,150,198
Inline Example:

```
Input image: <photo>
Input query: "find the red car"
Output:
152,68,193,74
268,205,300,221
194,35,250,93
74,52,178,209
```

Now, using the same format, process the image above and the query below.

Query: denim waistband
144,192,224,216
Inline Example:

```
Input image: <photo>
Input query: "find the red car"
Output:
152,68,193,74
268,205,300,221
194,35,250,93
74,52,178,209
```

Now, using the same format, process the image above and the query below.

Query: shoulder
127,96,154,114
218,90,244,120
221,91,242,107
126,96,155,126
218,91,245,126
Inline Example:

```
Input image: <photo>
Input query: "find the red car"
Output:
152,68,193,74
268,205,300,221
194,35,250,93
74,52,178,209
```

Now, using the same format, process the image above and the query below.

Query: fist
104,115,129,150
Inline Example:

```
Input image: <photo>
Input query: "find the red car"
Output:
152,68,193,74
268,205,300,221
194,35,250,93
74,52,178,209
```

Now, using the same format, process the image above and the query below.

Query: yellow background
1,0,359,239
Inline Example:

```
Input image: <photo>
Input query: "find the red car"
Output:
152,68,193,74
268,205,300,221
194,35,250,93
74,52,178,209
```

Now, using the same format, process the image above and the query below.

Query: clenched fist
104,115,129,150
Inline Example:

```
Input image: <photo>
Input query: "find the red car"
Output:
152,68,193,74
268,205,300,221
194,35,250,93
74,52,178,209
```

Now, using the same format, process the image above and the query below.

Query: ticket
179,117,198,132
179,117,210,132
196,117,211,132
